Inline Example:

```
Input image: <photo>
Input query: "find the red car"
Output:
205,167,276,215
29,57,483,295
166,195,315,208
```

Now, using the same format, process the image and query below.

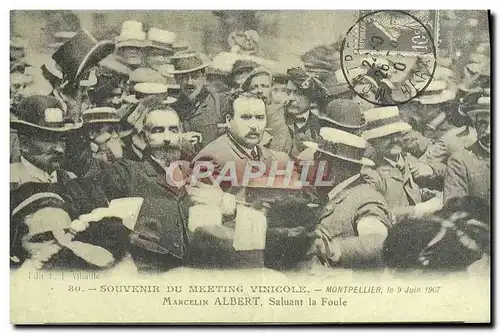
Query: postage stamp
340,10,439,106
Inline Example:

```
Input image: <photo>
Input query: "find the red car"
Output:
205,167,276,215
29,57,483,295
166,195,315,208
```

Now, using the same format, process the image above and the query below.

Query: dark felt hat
11,95,82,133
52,29,115,85
168,50,209,75
318,99,366,132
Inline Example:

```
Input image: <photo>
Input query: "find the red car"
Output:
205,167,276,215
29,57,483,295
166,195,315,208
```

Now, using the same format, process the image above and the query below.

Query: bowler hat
303,127,374,166
52,29,115,85
318,99,366,132
232,59,259,76
11,95,82,133
168,50,209,75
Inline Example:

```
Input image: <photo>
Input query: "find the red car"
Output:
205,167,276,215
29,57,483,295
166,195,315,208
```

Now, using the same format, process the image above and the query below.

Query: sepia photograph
9,9,491,324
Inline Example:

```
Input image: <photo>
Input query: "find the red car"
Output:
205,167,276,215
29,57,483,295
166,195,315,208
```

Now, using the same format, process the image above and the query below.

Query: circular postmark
340,10,438,106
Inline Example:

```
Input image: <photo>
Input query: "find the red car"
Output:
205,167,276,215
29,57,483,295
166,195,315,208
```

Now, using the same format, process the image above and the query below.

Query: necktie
251,148,260,161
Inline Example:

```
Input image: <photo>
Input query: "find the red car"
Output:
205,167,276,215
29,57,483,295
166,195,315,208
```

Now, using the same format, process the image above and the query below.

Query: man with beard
87,104,192,272
444,97,490,204
361,106,443,219
10,96,80,190
169,50,231,150
267,67,328,158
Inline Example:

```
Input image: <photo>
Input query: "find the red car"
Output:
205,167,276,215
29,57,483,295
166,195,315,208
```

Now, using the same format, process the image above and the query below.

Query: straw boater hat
11,95,82,133
459,93,490,119
361,106,412,141
82,107,121,125
416,80,456,105
317,99,366,133
115,21,150,49
51,29,115,85
146,28,176,53
168,50,210,75
303,127,375,166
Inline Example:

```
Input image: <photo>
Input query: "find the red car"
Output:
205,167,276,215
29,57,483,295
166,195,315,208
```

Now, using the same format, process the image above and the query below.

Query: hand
312,230,341,266
414,195,443,217
182,132,203,145
410,161,434,179
187,182,224,207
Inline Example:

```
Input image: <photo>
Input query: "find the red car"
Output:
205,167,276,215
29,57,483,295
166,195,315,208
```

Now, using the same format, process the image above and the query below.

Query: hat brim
74,40,116,83
417,90,456,104
84,119,121,125
11,119,83,133
302,141,375,166
361,122,412,141
146,44,174,53
317,114,366,130
116,40,151,49
168,63,209,75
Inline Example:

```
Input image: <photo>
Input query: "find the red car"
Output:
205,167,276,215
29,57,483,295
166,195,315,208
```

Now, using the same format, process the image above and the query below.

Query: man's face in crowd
249,73,272,104
145,47,172,70
176,69,206,102
369,132,403,160
475,112,491,152
143,109,182,163
116,46,145,68
87,123,123,162
19,131,67,173
233,69,253,87
284,80,311,115
271,83,288,106
227,97,267,149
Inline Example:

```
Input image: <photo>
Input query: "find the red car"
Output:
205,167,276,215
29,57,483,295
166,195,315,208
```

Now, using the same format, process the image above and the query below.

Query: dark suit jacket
172,87,231,151
267,106,320,158
191,133,320,270
192,133,291,192
88,156,191,271
444,142,490,204
362,157,422,218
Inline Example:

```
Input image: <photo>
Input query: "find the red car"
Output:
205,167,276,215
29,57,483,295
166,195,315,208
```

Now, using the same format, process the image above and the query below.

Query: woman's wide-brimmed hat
303,127,374,166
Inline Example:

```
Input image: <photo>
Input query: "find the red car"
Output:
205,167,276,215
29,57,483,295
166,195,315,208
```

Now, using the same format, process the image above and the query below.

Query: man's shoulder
193,134,232,161
340,181,387,206
262,147,290,163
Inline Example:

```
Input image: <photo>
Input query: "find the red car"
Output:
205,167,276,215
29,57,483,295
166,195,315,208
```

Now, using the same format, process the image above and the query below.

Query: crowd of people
9,13,490,275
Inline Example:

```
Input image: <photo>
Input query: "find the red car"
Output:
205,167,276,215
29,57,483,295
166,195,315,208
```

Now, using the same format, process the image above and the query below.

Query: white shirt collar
327,173,361,201
21,156,58,183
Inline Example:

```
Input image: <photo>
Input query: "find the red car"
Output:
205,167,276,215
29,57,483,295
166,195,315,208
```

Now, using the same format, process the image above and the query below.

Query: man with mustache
10,96,80,190
87,102,193,272
361,106,443,219
444,95,490,204
169,50,231,150
267,67,329,158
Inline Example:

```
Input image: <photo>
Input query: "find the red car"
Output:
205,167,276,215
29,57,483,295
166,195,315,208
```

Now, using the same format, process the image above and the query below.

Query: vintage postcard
10,9,491,324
